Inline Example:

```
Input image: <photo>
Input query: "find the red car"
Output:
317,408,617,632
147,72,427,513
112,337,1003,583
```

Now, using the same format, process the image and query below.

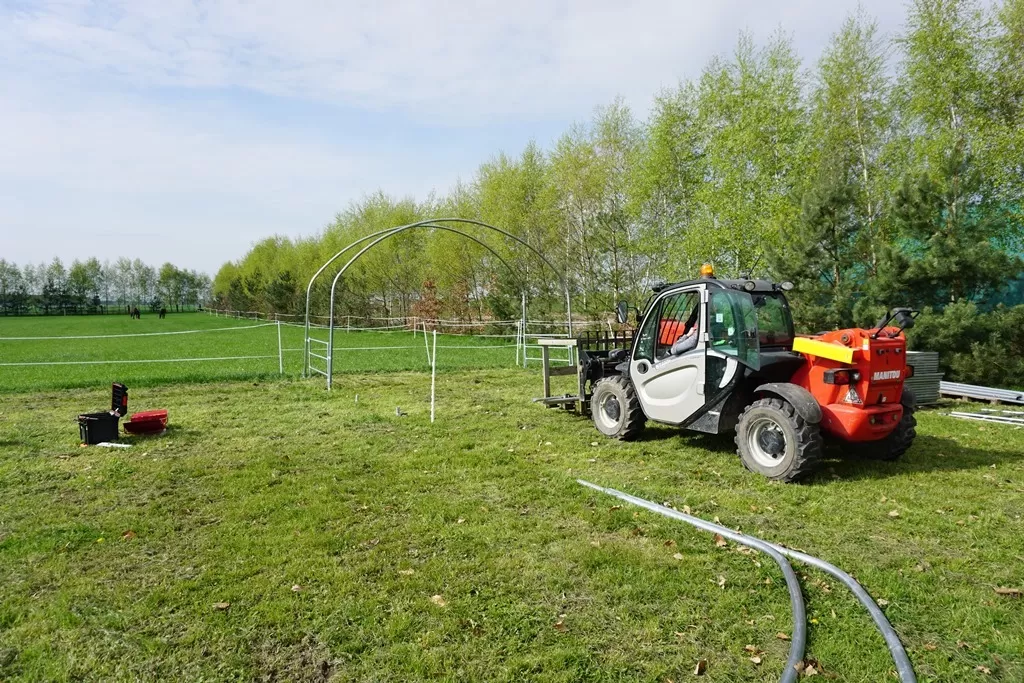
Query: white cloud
0,84,461,272
2,0,907,120
0,0,908,272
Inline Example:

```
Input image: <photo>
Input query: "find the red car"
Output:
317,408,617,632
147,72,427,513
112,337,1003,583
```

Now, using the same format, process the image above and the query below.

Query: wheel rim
746,416,787,468
597,392,622,431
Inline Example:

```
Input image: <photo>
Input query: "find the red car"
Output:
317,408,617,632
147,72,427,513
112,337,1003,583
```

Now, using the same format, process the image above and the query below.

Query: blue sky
1,0,907,274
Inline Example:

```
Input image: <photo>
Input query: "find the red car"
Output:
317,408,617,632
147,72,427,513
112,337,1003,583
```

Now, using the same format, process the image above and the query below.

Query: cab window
634,290,700,363
751,293,794,347
655,292,700,360
708,289,761,370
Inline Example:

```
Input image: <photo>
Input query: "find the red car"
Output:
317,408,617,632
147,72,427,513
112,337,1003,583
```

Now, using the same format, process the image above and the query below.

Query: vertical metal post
541,344,551,398
565,286,573,338
327,311,334,391
515,320,521,367
430,330,437,423
423,321,431,363
277,320,283,375
521,292,528,369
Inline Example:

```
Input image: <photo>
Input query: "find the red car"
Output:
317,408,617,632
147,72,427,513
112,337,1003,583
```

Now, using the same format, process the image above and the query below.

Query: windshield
708,289,760,370
750,293,794,346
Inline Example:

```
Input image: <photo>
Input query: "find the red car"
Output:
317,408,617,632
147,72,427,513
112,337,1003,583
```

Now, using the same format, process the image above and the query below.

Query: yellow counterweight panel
792,336,854,364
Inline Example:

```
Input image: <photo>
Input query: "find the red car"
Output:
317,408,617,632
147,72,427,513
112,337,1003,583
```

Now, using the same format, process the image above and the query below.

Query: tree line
0,257,212,316
215,0,1024,386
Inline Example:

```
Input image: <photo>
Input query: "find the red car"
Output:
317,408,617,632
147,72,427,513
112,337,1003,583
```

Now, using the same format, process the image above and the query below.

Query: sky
0,0,908,275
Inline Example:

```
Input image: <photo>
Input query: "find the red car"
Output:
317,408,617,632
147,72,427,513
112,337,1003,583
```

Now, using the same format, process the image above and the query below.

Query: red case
123,409,168,435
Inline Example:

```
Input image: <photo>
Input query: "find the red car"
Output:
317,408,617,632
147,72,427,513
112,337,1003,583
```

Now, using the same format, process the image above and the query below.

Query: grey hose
773,546,916,683
578,480,806,683
578,480,916,683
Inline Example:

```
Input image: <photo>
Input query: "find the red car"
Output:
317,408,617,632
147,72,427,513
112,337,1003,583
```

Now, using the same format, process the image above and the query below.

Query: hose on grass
577,480,916,683
773,545,916,683
578,479,806,683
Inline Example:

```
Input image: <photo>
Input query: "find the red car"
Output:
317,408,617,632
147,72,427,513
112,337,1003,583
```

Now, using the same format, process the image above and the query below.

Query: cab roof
651,277,784,295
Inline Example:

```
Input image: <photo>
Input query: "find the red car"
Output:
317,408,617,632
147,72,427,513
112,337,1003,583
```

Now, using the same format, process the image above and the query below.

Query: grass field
1,364,1022,681
0,313,524,392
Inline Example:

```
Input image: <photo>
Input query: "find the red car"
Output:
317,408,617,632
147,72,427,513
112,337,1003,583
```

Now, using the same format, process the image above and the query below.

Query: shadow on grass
823,434,1022,481
119,423,200,445
627,425,1019,483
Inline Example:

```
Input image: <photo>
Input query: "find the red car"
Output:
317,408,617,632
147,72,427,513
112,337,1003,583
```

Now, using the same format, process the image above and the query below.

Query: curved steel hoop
303,218,573,386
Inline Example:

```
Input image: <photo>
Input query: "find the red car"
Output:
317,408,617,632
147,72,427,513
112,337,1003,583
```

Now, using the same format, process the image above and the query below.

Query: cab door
629,286,707,424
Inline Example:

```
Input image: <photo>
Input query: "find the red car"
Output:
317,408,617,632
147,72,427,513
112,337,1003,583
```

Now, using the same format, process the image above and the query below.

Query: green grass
0,313,522,392
1,369,1022,681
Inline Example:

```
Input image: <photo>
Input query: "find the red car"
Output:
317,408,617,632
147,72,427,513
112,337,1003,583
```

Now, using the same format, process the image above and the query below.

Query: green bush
907,302,1024,389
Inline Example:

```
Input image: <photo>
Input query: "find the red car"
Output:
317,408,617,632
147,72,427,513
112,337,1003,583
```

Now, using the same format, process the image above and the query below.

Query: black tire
856,388,917,462
591,376,646,440
735,397,823,482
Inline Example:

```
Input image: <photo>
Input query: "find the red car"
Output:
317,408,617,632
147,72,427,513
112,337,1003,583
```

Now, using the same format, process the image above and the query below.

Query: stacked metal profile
904,351,943,405
939,380,1024,405
949,408,1024,426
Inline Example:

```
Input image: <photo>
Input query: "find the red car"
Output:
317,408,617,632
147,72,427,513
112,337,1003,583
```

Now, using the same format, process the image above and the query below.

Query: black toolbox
78,383,128,445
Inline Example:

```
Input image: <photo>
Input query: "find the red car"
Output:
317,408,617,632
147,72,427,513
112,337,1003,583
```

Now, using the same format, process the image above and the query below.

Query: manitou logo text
872,370,901,381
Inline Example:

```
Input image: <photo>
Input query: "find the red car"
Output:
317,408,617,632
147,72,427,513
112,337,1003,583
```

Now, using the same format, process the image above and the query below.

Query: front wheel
591,376,646,440
735,397,823,482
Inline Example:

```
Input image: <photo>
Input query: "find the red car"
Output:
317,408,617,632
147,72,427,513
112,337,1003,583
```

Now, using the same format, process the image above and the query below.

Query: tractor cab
583,264,917,482
601,268,799,434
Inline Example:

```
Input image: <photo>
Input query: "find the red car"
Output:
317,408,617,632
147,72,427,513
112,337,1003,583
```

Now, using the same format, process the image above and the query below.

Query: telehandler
553,265,918,482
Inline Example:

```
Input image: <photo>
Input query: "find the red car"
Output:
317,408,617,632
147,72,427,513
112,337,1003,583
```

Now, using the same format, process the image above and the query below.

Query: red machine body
791,328,911,442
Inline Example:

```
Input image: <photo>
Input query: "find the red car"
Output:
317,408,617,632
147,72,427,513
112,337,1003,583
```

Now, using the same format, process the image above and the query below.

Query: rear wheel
735,398,822,482
591,376,646,440
856,388,917,462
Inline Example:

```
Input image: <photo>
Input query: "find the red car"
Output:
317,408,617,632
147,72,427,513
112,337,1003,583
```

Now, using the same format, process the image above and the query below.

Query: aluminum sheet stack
939,380,1024,405
905,351,943,405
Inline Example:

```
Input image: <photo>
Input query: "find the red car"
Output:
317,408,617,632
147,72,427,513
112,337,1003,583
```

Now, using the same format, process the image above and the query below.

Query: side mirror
872,307,919,338
893,308,917,331
615,301,629,325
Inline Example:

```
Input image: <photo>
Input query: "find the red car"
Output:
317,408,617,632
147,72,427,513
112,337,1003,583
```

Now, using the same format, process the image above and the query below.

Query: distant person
132,306,141,320
159,307,167,319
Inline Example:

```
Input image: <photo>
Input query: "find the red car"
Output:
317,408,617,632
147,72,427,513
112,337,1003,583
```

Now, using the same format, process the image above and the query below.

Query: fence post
521,292,528,369
515,320,520,367
277,320,284,375
430,329,437,423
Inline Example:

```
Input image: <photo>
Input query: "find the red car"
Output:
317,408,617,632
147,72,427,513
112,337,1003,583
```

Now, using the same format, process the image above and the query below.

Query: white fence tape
0,355,278,367
0,323,275,341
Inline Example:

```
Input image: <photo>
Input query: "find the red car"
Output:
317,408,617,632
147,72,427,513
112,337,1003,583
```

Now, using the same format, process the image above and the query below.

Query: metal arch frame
303,223,529,378
324,222,560,389
304,218,574,384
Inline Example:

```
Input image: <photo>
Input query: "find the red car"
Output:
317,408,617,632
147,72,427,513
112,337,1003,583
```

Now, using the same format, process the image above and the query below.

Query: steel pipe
578,480,917,683
306,218,574,386
325,220,573,390
325,223,527,389
577,480,806,683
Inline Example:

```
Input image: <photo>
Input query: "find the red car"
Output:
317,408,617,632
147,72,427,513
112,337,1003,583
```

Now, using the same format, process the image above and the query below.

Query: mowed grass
1,369,1022,682
0,313,521,392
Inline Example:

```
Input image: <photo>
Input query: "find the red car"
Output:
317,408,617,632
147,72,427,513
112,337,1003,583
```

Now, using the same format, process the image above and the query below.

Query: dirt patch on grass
255,634,335,683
